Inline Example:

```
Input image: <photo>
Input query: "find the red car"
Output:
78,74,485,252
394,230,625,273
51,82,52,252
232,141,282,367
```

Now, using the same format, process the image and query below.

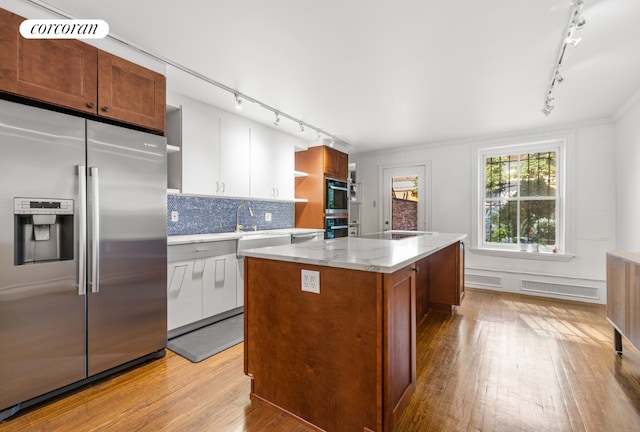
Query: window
480,141,564,253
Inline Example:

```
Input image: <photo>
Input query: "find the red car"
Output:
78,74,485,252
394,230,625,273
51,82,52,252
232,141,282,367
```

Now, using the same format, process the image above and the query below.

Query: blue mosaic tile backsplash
167,194,295,236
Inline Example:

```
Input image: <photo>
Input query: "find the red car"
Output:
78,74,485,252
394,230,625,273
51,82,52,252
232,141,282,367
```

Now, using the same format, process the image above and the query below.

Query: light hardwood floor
1,289,640,431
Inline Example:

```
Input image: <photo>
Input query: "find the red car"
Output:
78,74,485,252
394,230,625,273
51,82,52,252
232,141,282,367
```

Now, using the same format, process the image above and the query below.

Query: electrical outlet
171,211,179,222
301,269,320,294
265,212,272,222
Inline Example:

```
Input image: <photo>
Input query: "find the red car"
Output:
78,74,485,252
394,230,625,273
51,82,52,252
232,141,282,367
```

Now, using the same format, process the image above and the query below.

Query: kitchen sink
236,233,291,257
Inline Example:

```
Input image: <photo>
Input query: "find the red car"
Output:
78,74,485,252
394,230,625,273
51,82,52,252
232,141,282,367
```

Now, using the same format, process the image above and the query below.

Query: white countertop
240,232,467,273
168,228,325,245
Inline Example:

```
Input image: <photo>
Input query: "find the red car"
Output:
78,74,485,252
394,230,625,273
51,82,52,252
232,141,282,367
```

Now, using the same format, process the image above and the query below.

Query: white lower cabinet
167,241,238,332
202,253,238,318
167,259,202,330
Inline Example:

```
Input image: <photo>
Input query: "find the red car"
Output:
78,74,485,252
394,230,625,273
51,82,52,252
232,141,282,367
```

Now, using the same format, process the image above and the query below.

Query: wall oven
325,216,349,239
325,178,349,214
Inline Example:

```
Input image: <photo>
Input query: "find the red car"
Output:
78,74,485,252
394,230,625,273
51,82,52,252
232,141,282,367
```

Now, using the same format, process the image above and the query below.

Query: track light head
565,36,582,47
542,104,555,116
573,13,586,30
234,94,242,110
554,70,564,84
273,112,280,126
299,123,305,134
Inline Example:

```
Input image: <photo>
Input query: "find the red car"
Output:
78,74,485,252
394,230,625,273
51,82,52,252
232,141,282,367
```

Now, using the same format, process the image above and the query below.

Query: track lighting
299,123,305,134
541,0,586,116
234,94,242,110
273,112,280,126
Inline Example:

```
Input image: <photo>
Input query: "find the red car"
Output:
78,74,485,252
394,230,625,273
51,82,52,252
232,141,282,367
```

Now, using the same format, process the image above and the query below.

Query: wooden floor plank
1,289,640,431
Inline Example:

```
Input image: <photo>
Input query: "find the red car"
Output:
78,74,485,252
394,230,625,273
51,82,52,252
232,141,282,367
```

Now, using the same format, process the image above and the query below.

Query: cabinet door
0,9,97,114
458,242,465,305
203,253,238,318
324,146,348,180
272,137,295,200
383,265,416,432
414,256,430,322
167,260,203,331
428,241,461,307
237,258,244,307
220,116,251,197
97,50,166,133
180,99,220,195
250,126,294,200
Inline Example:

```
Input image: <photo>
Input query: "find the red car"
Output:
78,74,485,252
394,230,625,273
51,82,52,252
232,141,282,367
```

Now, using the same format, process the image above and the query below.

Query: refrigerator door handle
78,165,87,296
90,166,100,293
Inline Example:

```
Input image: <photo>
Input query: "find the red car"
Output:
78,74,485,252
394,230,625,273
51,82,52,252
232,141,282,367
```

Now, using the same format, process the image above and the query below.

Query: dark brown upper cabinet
0,8,165,134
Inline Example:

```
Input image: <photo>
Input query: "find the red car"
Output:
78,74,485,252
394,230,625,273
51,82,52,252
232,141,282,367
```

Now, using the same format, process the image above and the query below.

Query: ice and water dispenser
14,198,74,265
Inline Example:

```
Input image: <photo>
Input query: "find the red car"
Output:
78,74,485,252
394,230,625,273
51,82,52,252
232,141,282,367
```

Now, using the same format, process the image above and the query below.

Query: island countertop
240,232,467,273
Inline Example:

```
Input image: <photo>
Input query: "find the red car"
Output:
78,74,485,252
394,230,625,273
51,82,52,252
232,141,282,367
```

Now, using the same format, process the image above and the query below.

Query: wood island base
244,258,416,432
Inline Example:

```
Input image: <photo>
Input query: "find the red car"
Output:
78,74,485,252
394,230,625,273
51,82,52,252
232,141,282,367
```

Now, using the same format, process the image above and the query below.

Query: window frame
474,138,568,257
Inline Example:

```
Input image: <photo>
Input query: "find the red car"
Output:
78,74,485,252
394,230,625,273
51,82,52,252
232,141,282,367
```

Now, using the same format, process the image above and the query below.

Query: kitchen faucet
235,202,257,232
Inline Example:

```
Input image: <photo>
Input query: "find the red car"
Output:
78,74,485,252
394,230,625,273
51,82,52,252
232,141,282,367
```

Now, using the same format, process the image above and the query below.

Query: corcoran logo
19,19,109,39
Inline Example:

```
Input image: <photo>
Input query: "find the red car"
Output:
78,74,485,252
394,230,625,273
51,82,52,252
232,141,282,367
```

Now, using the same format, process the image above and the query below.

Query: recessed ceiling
18,0,640,153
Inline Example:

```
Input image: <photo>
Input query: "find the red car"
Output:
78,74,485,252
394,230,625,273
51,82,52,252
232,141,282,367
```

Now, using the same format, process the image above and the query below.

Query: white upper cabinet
180,98,220,195
219,116,251,197
250,125,294,200
167,91,299,199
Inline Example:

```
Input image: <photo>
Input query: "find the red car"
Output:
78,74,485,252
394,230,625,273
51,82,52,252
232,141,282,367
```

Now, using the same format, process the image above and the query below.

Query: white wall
352,121,616,304
614,94,640,251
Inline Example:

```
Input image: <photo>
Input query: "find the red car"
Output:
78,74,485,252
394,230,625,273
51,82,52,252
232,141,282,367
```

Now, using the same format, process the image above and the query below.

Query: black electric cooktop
359,232,421,240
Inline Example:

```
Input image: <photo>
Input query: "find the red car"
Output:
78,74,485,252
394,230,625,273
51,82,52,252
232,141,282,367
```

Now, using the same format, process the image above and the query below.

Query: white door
381,165,429,232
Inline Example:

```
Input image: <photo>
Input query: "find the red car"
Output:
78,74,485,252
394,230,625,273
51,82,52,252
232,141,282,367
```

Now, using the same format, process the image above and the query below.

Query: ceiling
25,0,640,153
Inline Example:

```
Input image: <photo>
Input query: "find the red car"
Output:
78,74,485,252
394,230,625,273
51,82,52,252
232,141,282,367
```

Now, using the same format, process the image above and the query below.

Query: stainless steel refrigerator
0,98,167,420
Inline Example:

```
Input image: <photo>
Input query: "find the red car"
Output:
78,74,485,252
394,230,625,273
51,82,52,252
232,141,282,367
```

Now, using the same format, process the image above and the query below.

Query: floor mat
167,313,244,363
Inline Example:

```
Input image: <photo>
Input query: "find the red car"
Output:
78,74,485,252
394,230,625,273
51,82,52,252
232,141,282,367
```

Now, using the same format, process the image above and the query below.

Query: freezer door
0,99,87,410
86,120,167,376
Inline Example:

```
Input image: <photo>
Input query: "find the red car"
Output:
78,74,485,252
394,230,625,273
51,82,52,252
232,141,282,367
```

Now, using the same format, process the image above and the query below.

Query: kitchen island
242,232,466,432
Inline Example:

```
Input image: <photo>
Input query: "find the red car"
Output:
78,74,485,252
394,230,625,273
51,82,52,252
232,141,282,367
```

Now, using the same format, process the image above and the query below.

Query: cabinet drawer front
168,240,236,262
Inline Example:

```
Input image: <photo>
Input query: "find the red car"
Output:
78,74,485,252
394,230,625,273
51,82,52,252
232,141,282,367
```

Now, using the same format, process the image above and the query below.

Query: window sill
470,248,574,262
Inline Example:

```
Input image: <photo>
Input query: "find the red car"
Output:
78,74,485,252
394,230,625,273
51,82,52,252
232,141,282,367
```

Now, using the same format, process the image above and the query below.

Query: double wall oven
325,178,349,239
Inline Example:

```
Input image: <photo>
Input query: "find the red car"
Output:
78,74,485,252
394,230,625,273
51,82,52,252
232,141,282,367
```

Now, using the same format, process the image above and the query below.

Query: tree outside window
483,150,558,252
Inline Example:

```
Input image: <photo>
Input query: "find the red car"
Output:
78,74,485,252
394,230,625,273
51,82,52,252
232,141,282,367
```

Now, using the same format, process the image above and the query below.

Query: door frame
379,162,432,232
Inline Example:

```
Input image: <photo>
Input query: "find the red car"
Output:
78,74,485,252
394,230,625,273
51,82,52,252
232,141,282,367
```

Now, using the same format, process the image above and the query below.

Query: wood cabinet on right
606,251,640,353
426,241,465,313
